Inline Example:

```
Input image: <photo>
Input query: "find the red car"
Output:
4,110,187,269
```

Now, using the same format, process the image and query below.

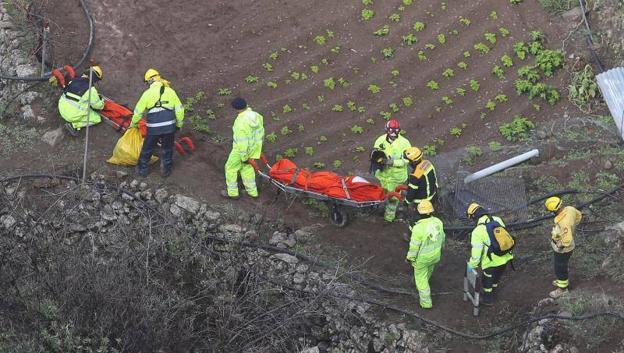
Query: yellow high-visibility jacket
468,215,513,270
131,81,184,134
406,216,445,265
551,206,582,253
232,107,264,161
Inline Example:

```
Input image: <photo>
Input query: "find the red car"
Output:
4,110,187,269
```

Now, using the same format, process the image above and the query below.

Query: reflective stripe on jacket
131,81,184,135
468,215,513,269
232,108,264,161
406,216,445,264
373,134,411,185
58,77,104,122
405,160,438,204
551,206,582,253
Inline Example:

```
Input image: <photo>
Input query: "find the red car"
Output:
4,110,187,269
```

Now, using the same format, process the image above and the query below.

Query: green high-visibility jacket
373,134,411,187
468,215,513,269
131,81,184,131
406,216,445,264
232,108,264,161
58,79,104,127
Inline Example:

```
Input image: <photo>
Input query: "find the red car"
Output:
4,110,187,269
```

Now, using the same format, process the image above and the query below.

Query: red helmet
385,119,400,130
385,119,400,139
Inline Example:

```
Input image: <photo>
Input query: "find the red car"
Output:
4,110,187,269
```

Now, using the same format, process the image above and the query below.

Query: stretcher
251,155,406,227
50,65,195,156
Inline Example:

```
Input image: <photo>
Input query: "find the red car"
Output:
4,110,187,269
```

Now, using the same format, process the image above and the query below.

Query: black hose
0,0,94,81
578,0,605,73
268,275,624,340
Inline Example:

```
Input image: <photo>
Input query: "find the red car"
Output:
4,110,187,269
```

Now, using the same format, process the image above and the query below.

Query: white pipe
464,149,539,184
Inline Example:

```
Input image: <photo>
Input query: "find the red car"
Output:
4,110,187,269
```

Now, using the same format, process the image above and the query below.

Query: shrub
499,115,535,141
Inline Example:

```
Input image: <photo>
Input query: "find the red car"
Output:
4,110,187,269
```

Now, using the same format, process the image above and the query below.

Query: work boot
481,293,494,306
64,123,79,137
161,166,172,178
549,288,569,299
135,166,149,178
221,190,239,200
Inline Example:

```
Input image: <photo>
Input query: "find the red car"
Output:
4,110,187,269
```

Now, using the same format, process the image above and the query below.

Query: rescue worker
466,202,513,305
404,146,439,207
406,200,445,309
372,119,411,222
130,68,184,178
222,97,264,199
544,196,582,299
58,65,105,136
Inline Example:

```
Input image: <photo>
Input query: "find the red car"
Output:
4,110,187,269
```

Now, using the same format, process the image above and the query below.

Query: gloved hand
466,263,473,272
385,156,394,166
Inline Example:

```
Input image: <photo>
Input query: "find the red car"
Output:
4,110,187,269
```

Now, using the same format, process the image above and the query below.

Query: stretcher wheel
329,204,348,227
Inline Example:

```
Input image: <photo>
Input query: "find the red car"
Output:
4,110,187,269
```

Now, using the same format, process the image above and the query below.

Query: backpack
483,216,515,259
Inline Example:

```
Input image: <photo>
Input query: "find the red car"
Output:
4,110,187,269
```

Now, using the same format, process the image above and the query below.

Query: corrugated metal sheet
596,67,624,141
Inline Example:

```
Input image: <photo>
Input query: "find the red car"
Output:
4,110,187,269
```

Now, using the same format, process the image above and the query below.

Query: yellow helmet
85,65,103,80
544,196,562,212
404,147,423,162
144,68,160,82
466,202,481,218
417,200,434,215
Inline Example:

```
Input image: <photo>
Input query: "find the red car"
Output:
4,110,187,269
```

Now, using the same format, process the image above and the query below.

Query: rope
0,0,95,81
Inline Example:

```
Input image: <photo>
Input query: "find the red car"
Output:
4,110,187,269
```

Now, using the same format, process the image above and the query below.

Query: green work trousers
412,261,437,308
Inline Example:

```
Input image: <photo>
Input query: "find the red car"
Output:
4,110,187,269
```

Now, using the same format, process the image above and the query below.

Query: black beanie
231,97,247,110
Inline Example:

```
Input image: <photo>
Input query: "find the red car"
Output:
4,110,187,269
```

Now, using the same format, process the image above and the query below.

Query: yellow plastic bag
106,127,158,166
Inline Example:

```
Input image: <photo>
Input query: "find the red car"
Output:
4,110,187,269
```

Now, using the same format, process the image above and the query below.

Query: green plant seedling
425,43,436,50
423,144,437,156
271,112,280,121
426,80,440,90
480,112,487,119
489,11,498,20
361,8,375,21
457,61,468,70
284,148,298,158
262,63,273,72
459,17,471,26
317,95,325,102
402,96,413,107
418,51,427,61
499,27,510,37
332,104,344,112
267,81,278,89
450,127,463,137
362,0,373,5
290,72,301,80
313,162,326,169
374,25,390,36
351,125,364,134
355,145,366,152
389,103,399,113
389,13,401,22
499,115,535,141
314,35,326,45
529,30,545,42
463,51,471,58
492,65,505,80
301,147,313,156
324,77,336,90
319,135,328,142
391,69,400,77
347,101,357,111
456,87,466,96
501,55,513,68
469,79,480,92
269,51,279,60
463,145,483,165
217,88,232,96
403,33,418,45
338,77,350,87
368,84,381,94
266,132,277,143
332,160,343,168
568,64,598,112
485,99,497,110
366,118,375,124
533,103,541,111
442,68,455,78
298,123,305,132
403,0,413,5
382,47,394,58
280,126,292,135
310,65,320,74
485,32,497,44
535,49,564,77
245,75,258,84
283,104,293,113
380,111,392,120
495,94,508,103
474,42,490,54
518,65,541,82
435,106,442,112
488,141,502,152
513,42,528,60
321,58,329,65
357,106,366,113
206,109,216,120
413,21,425,31
442,96,453,105
450,29,459,36
437,33,446,44
510,0,522,4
